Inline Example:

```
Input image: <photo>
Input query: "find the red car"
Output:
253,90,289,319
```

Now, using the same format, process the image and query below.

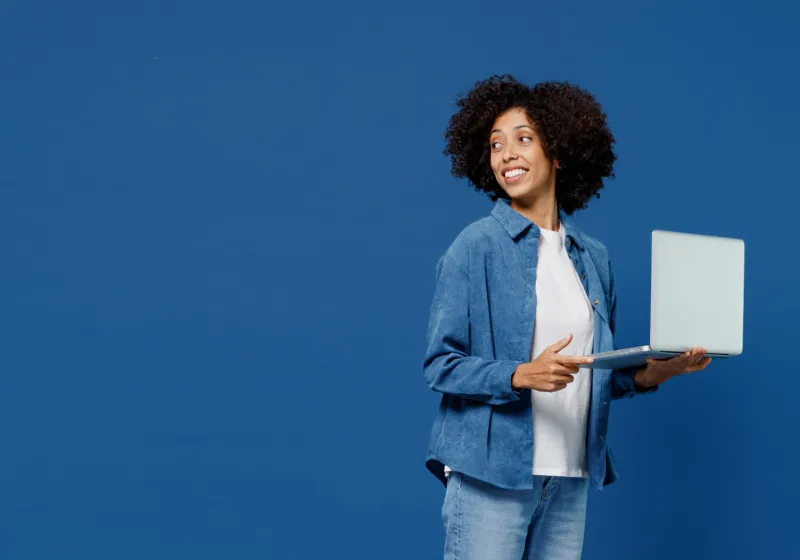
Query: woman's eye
520,136,532,143
490,141,501,150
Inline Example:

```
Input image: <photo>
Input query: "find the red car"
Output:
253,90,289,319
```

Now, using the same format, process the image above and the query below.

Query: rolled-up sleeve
611,366,657,399
422,253,523,406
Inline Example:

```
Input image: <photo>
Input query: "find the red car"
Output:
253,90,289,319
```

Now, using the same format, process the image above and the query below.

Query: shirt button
567,239,571,246
581,273,585,279
593,299,599,306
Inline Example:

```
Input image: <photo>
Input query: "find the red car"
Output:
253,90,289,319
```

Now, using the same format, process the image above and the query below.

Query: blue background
3,0,798,558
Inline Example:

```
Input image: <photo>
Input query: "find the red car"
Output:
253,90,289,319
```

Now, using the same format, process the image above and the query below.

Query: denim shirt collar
490,198,583,249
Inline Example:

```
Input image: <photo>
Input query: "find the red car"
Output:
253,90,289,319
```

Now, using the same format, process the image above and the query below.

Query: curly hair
443,74,616,214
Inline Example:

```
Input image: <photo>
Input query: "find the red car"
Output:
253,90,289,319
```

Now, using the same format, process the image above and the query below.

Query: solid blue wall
3,1,798,558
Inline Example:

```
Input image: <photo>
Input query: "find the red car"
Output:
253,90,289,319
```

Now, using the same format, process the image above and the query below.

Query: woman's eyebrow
490,124,534,134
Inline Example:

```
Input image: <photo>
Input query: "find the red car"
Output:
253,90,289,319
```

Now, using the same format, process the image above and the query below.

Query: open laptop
585,230,745,370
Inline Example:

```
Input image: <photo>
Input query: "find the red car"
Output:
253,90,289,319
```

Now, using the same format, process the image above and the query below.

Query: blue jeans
442,472,589,560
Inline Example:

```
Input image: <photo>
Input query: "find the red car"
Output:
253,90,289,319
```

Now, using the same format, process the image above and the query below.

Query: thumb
548,334,573,354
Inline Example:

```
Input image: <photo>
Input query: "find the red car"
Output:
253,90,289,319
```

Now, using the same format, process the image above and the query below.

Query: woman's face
489,107,557,202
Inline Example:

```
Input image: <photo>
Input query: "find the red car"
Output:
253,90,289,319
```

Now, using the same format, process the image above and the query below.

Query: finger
690,356,706,367
686,348,703,361
687,357,712,372
548,382,569,392
677,350,703,372
542,373,575,386
549,362,580,375
682,357,703,372
694,348,708,364
681,354,710,373
673,351,695,367
547,334,573,354
554,354,594,365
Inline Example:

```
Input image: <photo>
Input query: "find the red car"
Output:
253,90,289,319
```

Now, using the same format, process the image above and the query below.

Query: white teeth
504,169,527,178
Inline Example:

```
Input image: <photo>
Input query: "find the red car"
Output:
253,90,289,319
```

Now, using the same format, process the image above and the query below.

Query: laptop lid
650,230,745,356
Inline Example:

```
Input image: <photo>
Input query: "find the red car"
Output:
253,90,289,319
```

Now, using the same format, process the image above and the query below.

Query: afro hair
443,74,616,214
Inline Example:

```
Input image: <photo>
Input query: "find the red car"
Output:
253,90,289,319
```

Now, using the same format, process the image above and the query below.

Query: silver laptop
586,230,745,370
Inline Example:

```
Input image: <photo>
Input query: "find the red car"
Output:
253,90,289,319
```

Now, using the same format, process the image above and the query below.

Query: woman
422,75,710,560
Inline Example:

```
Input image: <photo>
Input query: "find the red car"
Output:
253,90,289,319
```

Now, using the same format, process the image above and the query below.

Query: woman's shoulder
441,215,504,264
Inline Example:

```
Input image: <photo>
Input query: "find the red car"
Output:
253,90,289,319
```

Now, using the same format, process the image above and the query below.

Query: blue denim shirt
423,199,656,491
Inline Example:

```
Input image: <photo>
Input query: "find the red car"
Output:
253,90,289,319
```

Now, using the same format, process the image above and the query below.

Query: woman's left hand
634,347,712,388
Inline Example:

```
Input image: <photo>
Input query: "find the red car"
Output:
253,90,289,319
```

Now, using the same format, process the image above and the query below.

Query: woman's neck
510,192,560,232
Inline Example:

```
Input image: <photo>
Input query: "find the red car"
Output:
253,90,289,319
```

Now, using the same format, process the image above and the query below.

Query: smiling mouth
503,168,528,178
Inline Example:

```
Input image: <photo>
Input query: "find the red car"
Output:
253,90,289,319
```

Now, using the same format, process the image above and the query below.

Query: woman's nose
502,145,518,161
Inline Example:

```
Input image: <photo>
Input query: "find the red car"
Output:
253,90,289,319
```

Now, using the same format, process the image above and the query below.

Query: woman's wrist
633,367,656,389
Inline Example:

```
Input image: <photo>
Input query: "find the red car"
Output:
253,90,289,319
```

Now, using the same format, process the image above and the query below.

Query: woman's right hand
510,334,593,392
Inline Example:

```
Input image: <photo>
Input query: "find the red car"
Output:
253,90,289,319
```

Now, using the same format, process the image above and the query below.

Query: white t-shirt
529,223,594,478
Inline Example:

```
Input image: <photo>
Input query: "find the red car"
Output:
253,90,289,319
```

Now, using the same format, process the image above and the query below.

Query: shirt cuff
615,366,659,398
